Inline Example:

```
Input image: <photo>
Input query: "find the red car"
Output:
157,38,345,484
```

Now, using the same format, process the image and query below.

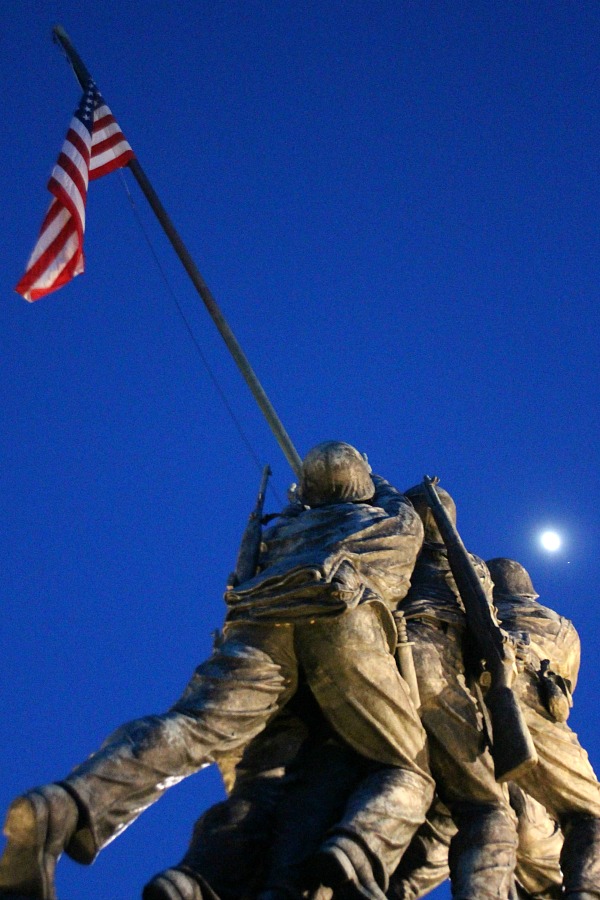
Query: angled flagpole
51,25,303,479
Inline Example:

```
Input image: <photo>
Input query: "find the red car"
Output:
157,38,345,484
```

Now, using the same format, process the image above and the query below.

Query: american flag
15,81,134,301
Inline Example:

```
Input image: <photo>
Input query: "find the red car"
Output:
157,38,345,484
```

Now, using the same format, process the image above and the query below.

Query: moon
539,530,562,552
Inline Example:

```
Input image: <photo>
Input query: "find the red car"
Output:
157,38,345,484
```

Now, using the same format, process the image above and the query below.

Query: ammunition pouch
538,659,573,723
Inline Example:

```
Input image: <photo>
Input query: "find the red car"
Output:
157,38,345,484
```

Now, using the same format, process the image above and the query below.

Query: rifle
421,476,538,782
229,465,272,587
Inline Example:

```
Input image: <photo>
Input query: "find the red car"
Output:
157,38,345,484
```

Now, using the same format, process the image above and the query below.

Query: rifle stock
421,476,538,782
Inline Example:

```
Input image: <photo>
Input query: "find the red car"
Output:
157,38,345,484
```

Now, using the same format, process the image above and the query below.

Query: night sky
2,3,600,898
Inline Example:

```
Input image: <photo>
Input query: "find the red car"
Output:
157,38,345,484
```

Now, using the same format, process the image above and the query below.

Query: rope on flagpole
118,169,284,506
52,24,303,480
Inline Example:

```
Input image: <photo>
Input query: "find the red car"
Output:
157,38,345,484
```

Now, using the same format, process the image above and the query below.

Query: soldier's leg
387,787,564,900
297,604,434,898
515,701,600,898
144,702,318,900
0,624,297,899
314,765,435,900
448,803,519,900
66,624,297,859
508,785,562,900
144,694,368,900
298,604,430,772
560,815,600,900
408,621,517,900
387,798,455,900
144,776,285,900
259,737,368,899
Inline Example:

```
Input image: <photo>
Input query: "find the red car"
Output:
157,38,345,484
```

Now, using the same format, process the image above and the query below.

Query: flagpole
52,25,303,479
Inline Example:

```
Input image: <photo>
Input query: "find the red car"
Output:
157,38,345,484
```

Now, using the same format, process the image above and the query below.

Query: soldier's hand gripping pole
421,476,538,782
230,465,272,587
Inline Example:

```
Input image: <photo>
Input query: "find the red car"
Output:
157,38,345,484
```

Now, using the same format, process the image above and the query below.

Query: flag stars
15,84,133,301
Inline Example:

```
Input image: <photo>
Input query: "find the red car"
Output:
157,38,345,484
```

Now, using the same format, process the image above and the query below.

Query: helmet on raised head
404,483,457,542
299,441,374,507
486,558,538,599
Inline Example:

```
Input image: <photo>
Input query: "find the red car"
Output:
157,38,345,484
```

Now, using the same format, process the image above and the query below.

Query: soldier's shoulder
468,552,489,573
534,597,573,626
396,496,425,538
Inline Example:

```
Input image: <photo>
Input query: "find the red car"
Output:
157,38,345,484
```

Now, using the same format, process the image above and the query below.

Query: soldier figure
0,442,433,900
486,558,600,900
148,486,528,900
142,691,565,900
399,484,518,900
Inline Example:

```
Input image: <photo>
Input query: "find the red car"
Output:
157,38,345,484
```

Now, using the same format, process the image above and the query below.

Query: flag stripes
15,82,134,301
91,105,133,178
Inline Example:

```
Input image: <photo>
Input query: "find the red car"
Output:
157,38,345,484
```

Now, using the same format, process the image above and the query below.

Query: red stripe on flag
55,152,89,210
91,151,134,180
93,111,117,132
26,248,84,300
25,251,83,301
14,214,78,300
38,196,65,233
92,131,130,158
65,126,91,167
49,179,85,248
15,85,134,300
16,178,85,300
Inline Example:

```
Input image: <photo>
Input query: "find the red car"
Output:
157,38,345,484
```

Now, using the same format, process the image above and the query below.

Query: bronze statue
397,484,517,900
486,558,600,900
144,686,374,899
143,494,539,900
419,478,536,782
388,787,563,900
3,454,599,900
141,690,564,900
0,442,433,900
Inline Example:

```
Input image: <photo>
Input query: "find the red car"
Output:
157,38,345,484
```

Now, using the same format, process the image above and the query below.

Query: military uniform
62,475,432,884
0,446,434,900
388,787,563,900
142,702,563,900
487,558,600,900
400,541,518,900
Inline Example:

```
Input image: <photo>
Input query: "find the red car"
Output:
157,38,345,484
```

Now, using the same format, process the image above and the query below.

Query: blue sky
2,3,600,897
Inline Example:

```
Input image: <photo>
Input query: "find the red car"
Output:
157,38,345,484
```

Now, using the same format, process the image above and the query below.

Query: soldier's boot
561,815,600,899
309,766,433,900
143,868,220,900
0,785,79,900
308,838,387,900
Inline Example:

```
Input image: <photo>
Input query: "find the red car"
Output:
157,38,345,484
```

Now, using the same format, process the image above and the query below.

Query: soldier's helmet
486,558,539,599
299,441,374,507
404,483,457,541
